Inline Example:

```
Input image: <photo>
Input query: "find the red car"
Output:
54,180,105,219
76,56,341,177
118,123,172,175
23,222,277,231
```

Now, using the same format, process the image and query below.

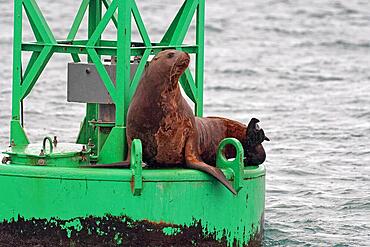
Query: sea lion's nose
181,59,190,67
177,56,190,69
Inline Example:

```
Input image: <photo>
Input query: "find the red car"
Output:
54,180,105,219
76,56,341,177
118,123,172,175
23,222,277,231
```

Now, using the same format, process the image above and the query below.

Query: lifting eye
167,52,175,58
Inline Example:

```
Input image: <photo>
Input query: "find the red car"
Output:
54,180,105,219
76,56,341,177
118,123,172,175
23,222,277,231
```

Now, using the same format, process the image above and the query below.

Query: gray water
1,0,370,246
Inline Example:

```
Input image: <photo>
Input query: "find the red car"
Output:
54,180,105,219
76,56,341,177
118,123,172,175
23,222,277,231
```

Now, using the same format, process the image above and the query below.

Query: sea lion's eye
255,123,261,131
167,52,175,58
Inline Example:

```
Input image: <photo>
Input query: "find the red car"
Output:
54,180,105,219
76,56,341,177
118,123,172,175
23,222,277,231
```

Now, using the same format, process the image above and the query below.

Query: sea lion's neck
160,80,182,103
137,64,184,110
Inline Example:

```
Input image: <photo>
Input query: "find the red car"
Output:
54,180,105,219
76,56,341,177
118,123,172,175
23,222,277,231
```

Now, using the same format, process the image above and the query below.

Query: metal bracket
216,138,244,193
130,139,143,196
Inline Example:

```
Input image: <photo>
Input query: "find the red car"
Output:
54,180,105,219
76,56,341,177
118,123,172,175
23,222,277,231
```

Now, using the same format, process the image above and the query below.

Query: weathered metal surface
0,139,265,245
0,164,265,246
0,215,263,246
67,62,138,104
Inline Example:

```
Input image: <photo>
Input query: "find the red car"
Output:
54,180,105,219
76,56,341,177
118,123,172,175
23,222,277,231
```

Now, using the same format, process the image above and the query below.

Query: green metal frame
10,0,205,164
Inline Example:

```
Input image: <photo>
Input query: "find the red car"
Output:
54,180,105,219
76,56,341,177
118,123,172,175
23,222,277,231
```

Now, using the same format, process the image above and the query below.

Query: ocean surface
1,0,370,246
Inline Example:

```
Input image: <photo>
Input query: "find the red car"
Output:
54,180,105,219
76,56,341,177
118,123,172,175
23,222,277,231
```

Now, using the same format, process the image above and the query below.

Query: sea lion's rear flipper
185,138,237,195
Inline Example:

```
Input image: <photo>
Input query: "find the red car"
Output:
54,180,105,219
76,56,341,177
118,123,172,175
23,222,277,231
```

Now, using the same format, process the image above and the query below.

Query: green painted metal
11,0,23,130
179,69,197,102
67,0,90,42
0,160,265,247
87,47,118,102
95,0,132,163
10,120,29,145
130,139,143,196
21,46,53,100
22,42,198,56
23,51,41,80
3,143,90,167
102,0,118,28
97,126,125,163
1,135,265,246
131,0,151,47
23,0,57,44
195,0,205,116
87,0,117,48
67,0,90,62
217,138,244,193
82,0,101,152
129,48,151,101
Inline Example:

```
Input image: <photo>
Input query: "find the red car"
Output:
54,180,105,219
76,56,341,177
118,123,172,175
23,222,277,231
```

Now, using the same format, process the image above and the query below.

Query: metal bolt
88,138,95,148
81,155,87,162
37,159,46,166
85,68,91,74
82,145,87,152
39,149,45,156
53,136,58,147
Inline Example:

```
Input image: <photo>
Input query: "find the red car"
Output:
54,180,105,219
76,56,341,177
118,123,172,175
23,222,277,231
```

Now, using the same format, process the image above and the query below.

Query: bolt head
37,159,46,166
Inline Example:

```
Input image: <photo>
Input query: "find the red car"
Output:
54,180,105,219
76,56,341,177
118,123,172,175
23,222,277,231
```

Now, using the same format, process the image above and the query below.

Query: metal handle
130,139,143,196
216,138,244,193
42,136,53,154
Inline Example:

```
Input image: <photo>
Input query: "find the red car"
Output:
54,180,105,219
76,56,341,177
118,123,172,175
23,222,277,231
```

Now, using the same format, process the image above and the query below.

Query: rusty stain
130,176,135,194
0,215,263,247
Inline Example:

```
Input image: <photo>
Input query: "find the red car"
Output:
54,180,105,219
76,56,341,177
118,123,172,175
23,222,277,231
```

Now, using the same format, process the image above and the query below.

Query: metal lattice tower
10,0,205,164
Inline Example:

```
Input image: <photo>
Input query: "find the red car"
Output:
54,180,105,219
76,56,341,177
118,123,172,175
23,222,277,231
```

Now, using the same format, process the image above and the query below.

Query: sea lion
125,50,269,194
195,117,269,166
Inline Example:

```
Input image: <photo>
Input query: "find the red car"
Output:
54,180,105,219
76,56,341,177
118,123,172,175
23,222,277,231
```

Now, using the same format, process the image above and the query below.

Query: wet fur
126,50,237,194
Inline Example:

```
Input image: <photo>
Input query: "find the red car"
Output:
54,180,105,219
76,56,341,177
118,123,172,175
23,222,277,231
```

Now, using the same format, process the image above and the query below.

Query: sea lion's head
244,118,269,166
150,50,190,87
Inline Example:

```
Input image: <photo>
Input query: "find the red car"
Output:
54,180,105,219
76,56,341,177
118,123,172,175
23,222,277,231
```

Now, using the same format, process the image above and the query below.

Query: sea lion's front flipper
185,137,237,195
81,141,133,168
81,161,131,168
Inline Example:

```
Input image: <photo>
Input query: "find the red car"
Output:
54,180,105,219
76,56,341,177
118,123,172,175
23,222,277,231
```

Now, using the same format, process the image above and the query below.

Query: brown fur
125,50,267,194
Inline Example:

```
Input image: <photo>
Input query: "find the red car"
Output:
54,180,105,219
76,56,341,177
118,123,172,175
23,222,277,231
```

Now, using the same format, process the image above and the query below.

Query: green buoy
0,0,265,246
